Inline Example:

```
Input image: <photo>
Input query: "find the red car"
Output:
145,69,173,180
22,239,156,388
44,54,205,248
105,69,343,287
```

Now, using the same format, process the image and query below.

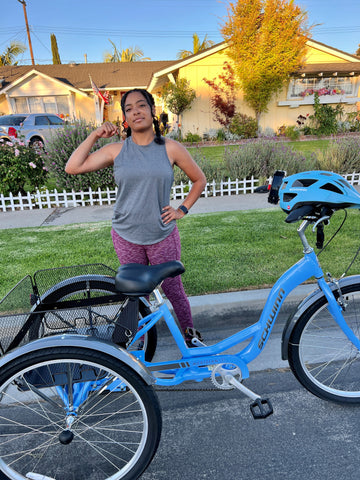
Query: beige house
0,39,359,135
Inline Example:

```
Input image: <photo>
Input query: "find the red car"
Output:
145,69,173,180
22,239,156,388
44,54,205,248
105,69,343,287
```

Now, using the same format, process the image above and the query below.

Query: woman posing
66,88,207,346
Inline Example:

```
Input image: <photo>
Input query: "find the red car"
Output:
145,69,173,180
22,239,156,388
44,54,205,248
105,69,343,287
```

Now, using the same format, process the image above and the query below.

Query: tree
356,44,360,57
0,41,26,66
51,33,61,64
203,62,237,129
221,0,311,125
177,33,215,59
161,78,196,131
103,40,150,62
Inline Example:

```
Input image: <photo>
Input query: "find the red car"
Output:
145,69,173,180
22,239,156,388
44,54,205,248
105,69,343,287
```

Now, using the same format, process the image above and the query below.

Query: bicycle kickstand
226,375,274,420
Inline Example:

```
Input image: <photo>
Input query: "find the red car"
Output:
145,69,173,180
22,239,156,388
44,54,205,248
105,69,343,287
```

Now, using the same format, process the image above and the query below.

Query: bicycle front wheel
30,277,157,361
0,346,162,480
288,283,360,404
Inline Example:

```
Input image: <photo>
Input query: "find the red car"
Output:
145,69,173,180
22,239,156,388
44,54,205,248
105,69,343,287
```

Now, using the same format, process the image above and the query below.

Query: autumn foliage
221,0,311,124
203,62,237,129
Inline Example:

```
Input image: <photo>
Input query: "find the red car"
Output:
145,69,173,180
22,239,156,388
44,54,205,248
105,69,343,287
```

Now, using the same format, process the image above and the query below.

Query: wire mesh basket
0,264,139,356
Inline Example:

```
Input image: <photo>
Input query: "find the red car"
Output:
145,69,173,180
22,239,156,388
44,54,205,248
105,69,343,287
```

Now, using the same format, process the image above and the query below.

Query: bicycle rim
0,349,161,479
289,284,360,403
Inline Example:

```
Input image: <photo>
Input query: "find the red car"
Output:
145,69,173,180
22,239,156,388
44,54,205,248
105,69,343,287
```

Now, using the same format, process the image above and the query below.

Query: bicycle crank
211,364,273,419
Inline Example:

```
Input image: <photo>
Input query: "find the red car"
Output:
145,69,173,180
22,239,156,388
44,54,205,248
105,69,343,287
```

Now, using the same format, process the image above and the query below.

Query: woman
66,88,207,346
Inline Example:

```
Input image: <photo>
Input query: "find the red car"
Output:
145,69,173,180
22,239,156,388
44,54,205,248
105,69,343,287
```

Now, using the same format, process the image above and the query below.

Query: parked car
0,113,65,149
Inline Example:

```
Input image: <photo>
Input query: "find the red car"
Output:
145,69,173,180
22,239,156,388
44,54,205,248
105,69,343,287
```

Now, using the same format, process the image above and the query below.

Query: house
0,39,359,136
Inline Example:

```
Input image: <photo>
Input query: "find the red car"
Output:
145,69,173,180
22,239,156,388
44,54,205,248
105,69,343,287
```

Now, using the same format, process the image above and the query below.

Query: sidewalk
0,193,315,328
0,192,278,229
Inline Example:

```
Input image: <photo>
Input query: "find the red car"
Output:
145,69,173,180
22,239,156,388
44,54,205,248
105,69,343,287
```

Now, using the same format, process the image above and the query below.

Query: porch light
318,72,323,77
333,72,338,76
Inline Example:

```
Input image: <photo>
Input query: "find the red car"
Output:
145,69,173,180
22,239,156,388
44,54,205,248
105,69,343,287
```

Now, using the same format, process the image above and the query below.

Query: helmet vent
283,193,297,202
293,179,317,187
320,183,342,194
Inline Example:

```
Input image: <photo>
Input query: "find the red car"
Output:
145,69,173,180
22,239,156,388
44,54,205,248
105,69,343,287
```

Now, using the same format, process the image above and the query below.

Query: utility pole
17,0,35,65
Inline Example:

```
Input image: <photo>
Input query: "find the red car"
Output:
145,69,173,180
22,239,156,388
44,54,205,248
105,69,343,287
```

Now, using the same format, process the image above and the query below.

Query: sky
1,0,360,66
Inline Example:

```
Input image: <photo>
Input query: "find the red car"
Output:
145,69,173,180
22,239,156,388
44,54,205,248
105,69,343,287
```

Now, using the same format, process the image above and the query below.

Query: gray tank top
112,137,175,245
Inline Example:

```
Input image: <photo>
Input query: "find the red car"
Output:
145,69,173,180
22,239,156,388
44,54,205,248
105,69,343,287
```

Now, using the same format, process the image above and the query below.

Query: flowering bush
299,87,345,97
43,120,117,191
0,138,48,195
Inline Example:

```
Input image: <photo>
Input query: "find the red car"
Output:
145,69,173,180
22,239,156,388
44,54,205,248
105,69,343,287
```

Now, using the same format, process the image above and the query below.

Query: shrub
183,132,202,144
284,125,301,141
43,120,117,191
229,113,258,139
174,149,224,184
0,138,48,195
317,136,360,173
310,92,344,136
224,138,317,180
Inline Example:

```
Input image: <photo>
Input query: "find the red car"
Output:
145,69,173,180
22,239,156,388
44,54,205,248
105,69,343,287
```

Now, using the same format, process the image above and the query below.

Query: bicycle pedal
250,398,273,419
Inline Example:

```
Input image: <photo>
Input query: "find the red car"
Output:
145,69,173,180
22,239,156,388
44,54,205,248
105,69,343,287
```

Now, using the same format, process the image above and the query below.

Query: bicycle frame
129,219,360,387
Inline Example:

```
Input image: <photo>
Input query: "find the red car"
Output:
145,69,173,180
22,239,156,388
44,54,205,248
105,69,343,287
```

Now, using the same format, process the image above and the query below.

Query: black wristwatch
178,205,188,215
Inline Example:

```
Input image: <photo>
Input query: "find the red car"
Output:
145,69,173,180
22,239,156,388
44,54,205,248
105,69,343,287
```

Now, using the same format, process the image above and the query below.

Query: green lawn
1,208,359,300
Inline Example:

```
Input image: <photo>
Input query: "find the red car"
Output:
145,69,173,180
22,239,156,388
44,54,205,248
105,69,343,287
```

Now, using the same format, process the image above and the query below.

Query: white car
0,113,65,148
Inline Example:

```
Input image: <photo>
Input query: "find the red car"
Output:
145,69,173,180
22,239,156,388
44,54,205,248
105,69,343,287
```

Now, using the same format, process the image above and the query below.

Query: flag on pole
89,75,109,104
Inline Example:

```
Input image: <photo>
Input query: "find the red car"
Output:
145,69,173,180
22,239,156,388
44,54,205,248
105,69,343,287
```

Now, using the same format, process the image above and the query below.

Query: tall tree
161,78,196,132
51,33,61,64
0,41,26,66
177,33,215,59
221,0,311,125
356,44,360,56
103,40,150,62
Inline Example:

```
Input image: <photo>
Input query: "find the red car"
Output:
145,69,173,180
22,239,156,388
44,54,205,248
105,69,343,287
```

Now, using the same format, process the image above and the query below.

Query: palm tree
0,41,27,66
177,33,215,59
103,40,150,62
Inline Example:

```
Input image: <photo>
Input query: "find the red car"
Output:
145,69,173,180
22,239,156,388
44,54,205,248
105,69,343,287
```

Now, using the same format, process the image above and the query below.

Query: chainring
210,363,243,390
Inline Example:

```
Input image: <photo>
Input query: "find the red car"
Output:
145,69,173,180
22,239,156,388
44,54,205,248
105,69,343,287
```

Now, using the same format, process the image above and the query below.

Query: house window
290,77,354,98
13,96,70,115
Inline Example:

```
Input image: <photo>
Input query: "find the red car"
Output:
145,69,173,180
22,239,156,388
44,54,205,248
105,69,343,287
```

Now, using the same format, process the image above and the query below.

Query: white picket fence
0,177,260,212
1,173,360,212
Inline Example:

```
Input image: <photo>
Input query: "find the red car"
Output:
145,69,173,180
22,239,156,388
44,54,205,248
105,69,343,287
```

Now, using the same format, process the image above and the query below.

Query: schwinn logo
258,288,285,350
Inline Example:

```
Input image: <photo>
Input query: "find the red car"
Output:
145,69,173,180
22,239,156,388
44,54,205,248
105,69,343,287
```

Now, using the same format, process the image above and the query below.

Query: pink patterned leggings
111,226,193,333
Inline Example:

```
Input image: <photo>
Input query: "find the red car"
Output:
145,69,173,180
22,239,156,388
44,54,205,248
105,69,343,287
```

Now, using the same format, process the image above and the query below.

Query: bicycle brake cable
317,209,347,256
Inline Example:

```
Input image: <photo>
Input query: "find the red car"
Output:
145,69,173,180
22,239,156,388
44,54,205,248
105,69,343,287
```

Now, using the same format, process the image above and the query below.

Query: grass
1,208,359,301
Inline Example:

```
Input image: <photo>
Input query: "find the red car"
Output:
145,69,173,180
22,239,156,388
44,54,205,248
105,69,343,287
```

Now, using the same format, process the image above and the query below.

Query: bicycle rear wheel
288,282,360,404
30,277,157,361
0,346,162,480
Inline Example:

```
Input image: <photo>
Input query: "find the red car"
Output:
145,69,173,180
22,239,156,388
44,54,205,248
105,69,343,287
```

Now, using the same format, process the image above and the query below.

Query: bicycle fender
281,275,360,360
32,273,151,310
0,334,155,385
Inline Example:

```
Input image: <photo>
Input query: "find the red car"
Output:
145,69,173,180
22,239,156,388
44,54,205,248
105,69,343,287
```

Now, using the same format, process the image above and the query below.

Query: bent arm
162,139,207,224
65,123,121,175
168,139,207,210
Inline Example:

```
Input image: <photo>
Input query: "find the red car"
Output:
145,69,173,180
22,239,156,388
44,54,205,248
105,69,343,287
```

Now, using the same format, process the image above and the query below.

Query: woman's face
123,91,154,133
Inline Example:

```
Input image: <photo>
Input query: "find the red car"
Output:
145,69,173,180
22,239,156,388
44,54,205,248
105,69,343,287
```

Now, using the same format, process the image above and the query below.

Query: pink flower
14,148,20,157
29,162,36,168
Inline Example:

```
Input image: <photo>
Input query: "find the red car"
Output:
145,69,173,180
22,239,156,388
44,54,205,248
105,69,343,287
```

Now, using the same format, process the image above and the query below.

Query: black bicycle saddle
115,261,185,296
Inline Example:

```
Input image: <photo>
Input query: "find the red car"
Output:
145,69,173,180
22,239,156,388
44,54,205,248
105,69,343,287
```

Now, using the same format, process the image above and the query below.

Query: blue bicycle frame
128,218,360,387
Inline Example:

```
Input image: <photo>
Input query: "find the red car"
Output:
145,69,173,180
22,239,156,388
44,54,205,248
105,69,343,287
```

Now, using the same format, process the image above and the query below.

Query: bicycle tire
0,346,162,480
288,282,360,404
30,277,157,361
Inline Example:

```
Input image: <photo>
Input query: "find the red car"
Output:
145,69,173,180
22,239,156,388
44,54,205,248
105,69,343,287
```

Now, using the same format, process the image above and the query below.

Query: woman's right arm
65,122,121,175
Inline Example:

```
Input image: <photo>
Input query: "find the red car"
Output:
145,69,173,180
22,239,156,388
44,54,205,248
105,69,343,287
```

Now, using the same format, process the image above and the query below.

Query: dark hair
121,88,165,145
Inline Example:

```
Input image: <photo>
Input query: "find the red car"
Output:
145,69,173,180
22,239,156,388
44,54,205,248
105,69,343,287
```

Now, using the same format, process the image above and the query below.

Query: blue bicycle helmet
279,171,360,213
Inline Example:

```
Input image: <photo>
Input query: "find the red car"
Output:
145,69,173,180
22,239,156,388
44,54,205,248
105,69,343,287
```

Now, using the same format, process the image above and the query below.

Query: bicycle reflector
268,170,286,205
